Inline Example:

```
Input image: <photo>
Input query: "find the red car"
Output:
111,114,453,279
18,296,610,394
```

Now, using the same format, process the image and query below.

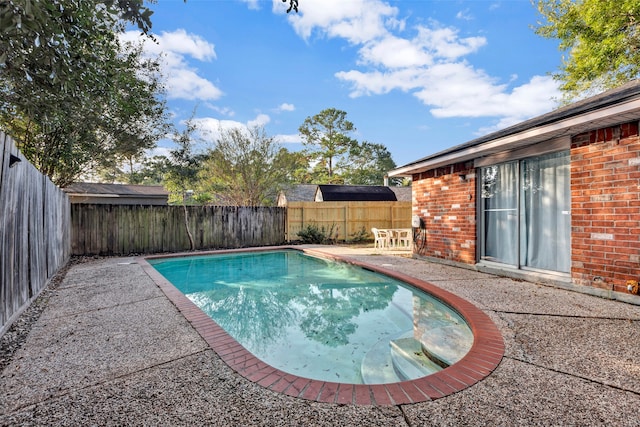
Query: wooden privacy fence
1,132,71,336
71,204,287,255
286,201,412,241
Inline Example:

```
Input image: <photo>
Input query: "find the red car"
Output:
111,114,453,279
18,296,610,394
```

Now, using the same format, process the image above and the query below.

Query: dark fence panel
71,204,287,255
0,132,70,336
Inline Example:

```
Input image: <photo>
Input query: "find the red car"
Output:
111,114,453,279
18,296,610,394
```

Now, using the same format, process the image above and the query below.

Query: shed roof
390,79,640,176
64,183,168,198
279,184,318,202
389,186,412,202
315,185,397,201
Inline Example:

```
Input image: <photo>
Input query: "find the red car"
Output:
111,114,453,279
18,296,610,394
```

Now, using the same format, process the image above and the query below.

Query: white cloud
289,0,559,131
240,0,260,10
456,9,474,21
335,68,423,96
166,68,223,101
204,104,236,117
121,30,223,101
193,118,246,141
474,76,562,134
338,63,559,126
277,103,296,112
418,71,559,120
192,114,272,143
248,114,271,128
286,0,399,44
156,29,216,61
190,113,304,146
275,133,303,144
358,35,432,69
415,25,486,60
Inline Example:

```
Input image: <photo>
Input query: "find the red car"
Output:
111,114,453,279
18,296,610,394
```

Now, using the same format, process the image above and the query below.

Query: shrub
297,223,339,244
347,226,369,243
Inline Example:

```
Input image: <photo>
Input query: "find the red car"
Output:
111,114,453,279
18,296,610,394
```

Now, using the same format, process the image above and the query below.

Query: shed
314,185,397,202
64,183,169,205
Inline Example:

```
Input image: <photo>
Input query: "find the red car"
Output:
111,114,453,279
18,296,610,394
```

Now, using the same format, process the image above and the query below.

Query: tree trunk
182,203,195,250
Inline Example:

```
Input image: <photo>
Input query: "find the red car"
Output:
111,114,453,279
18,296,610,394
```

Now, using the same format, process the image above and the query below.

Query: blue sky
124,0,563,168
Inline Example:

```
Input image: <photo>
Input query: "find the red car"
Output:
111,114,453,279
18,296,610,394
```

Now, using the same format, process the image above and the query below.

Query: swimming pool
148,249,472,384
140,247,504,405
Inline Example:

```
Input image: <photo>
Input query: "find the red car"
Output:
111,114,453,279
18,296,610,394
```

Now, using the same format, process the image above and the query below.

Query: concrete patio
1,246,639,426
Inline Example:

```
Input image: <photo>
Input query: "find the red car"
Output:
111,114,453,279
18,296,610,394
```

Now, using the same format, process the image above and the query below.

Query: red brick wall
412,162,476,264
570,121,640,294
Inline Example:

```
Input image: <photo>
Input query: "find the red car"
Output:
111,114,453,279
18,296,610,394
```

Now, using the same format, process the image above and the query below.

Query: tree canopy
343,141,398,186
164,116,206,206
0,0,156,92
198,126,302,206
0,38,168,186
299,108,356,184
298,108,398,185
0,1,169,186
535,0,640,99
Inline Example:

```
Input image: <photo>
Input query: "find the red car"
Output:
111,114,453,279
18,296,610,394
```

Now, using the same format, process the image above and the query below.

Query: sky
123,0,564,168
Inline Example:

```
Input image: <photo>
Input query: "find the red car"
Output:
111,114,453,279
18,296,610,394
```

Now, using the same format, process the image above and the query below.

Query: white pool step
420,324,474,368
389,337,441,380
360,323,474,384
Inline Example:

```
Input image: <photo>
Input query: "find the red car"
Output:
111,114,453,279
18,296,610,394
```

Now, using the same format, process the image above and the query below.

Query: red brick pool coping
138,246,504,406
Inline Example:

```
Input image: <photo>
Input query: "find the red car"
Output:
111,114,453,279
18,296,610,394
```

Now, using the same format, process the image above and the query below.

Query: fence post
390,204,394,228
343,205,348,241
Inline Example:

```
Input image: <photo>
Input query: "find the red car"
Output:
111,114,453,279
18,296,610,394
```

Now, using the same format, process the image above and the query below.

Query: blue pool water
148,250,473,384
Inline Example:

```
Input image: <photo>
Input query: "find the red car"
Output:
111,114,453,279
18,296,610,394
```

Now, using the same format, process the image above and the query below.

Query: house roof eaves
389,83,640,177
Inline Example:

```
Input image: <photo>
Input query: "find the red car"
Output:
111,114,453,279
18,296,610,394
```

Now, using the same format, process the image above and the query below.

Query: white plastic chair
372,228,390,250
395,229,412,250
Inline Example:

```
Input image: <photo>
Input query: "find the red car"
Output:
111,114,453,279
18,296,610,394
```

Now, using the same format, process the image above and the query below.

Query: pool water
148,250,473,384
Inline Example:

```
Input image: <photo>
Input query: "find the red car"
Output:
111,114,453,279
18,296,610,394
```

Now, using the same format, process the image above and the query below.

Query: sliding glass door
481,162,519,265
480,151,570,273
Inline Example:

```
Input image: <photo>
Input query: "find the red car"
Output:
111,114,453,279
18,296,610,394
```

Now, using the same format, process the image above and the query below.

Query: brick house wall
412,161,476,264
410,120,640,295
571,121,640,294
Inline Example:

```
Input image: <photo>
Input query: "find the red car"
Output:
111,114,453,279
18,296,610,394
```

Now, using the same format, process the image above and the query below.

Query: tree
298,108,401,185
99,154,172,185
272,148,312,184
0,39,168,186
165,116,207,250
135,155,174,185
96,42,170,183
298,108,356,184
535,0,640,99
342,141,398,186
198,126,296,206
1,0,169,187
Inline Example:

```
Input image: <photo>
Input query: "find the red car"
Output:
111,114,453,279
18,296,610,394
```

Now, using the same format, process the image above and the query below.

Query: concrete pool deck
1,245,639,426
